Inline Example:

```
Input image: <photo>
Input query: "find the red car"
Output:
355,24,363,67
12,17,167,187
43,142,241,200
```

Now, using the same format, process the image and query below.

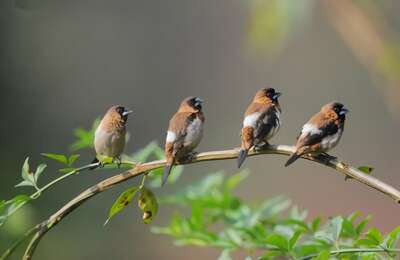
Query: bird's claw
254,142,270,152
179,152,198,164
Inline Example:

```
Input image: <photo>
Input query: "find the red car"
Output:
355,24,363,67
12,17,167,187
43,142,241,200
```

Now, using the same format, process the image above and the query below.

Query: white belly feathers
184,118,203,149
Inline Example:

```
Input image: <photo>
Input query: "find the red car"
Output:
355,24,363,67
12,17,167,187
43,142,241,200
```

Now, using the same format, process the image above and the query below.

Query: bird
91,105,132,169
162,97,205,186
285,102,349,167
237,88,282,168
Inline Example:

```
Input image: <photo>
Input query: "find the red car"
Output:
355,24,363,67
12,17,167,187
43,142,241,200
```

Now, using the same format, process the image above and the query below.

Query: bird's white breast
243,112,261,128
321,128,342,151
184,118,203,149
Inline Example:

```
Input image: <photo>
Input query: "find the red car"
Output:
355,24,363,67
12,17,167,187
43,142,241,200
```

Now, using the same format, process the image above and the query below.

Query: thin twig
15,145,400,259
300,247,400,260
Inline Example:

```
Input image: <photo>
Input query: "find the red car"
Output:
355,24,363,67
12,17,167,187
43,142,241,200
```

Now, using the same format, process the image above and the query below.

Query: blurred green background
1,0,400,259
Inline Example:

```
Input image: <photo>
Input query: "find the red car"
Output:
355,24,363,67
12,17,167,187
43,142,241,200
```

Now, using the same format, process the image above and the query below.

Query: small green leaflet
15,157,47,188
41,153,80,166
105,186,139,225
137,187,158,224
265,233,289,251
358,166,374,174
0,194,31,227
70,118,100,151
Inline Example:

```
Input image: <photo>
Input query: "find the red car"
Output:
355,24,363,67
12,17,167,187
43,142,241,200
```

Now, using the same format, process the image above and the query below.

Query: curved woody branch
20,144,400,260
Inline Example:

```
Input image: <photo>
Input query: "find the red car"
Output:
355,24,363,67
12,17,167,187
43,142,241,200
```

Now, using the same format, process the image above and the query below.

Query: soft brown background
1,0,399,259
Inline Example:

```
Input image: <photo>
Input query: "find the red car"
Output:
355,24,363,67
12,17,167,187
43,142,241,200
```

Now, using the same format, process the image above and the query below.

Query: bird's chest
95,128,126,157
184,118,203,148
321,128,342,151
268,110,281,138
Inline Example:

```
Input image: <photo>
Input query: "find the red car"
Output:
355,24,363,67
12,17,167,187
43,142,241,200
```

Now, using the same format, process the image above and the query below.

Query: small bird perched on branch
162,97,205,186
91,105,132,169
237,88,282,168
285,102,349,167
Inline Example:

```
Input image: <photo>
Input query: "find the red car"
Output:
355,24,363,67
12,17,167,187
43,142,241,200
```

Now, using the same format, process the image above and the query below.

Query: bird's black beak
339,107,349,115
273,92,282,100
122,109,133,117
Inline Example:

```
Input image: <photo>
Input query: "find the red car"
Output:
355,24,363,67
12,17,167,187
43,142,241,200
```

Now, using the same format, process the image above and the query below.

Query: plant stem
0,226,38,260
300,248,400,260
5,144,400,259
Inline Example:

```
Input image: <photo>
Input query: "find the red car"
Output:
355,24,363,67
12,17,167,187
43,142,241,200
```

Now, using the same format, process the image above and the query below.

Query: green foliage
125,141,183,187
152,172,400,259
105,186,140,225
358,166,374,175
137,187,158,224
70,118,100,151
0,195,31,227
15,157,46,190
41,153,80,173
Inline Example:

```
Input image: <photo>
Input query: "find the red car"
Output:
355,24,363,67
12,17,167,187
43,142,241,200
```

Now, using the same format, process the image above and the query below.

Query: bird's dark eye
265,88,275,98
117,107,124,114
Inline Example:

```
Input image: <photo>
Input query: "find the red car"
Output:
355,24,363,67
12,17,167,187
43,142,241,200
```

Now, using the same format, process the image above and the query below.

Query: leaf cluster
151,172,400,260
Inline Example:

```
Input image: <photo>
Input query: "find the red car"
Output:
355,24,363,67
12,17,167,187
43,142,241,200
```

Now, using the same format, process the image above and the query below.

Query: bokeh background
1,0,400,259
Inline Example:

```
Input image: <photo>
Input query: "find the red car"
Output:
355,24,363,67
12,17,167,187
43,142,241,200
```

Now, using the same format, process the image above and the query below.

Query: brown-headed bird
285,102,349,167
237,88,282,168
91,105,132,168
162,97,204,186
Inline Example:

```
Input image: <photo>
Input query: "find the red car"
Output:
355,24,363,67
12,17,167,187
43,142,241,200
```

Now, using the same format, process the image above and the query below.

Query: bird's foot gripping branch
1,122,400,259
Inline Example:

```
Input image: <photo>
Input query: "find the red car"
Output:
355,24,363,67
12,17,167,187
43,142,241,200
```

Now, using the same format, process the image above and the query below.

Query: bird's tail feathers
285,152,300,167
237,148,248,168
162,159,174,186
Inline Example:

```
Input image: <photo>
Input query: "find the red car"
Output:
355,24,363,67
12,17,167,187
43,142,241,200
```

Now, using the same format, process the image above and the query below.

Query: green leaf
97,155,114,165
225,170,249,191
366,227,383,244
315,250,330,260
356,215,371,235
41,153,68,165
382,226,400,248
315,216,343,243
0,195,32,226
105,186,139,225
259,251,285,260
15,180,35,188
132,141,162,162
137,187,158,224
265,233,289,251
34,163,47,183
68,154,80,166
70,118,100,151
21,157,34,184
358,166,374,174
311,217,321,232
289,230,303,250
149,165,184,187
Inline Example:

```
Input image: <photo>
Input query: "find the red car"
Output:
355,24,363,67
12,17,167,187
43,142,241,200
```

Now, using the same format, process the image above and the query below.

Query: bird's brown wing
254,105,279,143
297,120,339,149
167,112,197,157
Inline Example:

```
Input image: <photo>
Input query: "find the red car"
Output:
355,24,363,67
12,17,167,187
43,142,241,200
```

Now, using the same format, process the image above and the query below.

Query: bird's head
106,105,133,125
254,88,281,104
323,102,349,120
179,96,204,112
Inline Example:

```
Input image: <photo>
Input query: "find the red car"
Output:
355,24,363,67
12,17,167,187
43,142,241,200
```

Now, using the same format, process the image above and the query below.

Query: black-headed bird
285,102,349,167
237,88,282,168
91,105,132,168
162,97,204,186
